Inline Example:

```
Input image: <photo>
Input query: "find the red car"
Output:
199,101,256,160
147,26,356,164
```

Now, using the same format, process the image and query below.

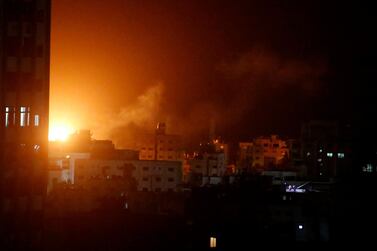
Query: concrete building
238,135,289,172
137,122,183,161
253,135,289,169
0,0,50,248
188,152,227,186
301,121,352,179
75,159,183,193
238,142,253,172
47,135,138,193
47,156,70,194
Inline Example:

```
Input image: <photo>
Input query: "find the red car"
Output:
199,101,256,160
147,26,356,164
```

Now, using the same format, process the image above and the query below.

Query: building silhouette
0,0,50,249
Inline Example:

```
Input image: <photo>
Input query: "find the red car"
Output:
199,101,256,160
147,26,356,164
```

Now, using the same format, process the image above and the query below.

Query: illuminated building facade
0,0,50,248
252,135,289,169
138,122,183,161
238,135,289,172
75,159,183,193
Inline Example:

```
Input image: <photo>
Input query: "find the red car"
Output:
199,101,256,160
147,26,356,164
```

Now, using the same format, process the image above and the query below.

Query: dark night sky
51,0,376,146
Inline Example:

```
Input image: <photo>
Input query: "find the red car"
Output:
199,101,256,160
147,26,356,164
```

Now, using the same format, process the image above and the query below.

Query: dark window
36,10,45,22
168,156,173,159
5,38,20,56
168,178,174,182
264,143,268,147
143,166,149,171
168,168,174,172
155,177,161,182
273,144,279,148
142,177,149,181
155,188,161,192
142,188,148,192
167,188,174,192
22,37,34,56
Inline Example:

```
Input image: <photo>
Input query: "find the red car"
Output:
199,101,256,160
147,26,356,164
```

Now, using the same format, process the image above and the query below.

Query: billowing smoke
94,83,164,148
217,46,327,93
98,46,328,148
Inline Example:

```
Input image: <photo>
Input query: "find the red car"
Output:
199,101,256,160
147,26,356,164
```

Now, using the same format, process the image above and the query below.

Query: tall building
301,121,352,179
138,122,183,161
0,0,50,249
238,135,289,172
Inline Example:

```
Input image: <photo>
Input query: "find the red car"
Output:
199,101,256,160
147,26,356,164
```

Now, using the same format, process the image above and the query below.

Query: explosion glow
48,124,75,141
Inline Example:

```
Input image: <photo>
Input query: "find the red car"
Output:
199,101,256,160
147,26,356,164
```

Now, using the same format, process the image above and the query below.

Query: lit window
363,164,373,173
317,158,322,162
27,107,30,126
337,153,345,159
20,107,26,127
5,107,10,127
319,149,323,153
327,153,333,157
12,107,16,125
210,237,217,248
34,114,39,126
298,224,304,230
306,152,311,157
34,145,40,151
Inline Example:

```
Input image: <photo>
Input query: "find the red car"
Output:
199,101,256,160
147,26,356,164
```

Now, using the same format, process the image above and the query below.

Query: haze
50,0,353,147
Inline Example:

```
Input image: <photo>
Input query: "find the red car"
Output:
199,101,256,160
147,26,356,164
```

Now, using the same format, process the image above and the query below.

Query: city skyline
1,0,377,249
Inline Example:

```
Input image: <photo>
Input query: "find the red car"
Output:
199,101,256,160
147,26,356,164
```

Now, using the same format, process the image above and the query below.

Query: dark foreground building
0,0,50,249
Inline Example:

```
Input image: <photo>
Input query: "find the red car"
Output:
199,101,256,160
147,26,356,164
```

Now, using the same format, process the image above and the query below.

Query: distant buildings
0,0,51,248
75,159,182,193
47,130,138,193
137,122,183,161
184,139,231,187
238,135,289,173
300,120,352,179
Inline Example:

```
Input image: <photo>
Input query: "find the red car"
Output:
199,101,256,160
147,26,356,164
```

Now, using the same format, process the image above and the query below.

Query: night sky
51,0,376,146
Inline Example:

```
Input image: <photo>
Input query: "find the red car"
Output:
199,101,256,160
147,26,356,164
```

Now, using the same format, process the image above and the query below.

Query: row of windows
5,106,39,127
141,147,154,150
142,177,175,182
142,188,174,192
307,152,346,159
261,143,280,148
141,147,175,151
142,167,175,172
140,155,175,159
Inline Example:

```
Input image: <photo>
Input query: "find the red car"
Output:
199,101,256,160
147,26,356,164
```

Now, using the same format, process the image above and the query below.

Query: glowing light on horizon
49,124,74,141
